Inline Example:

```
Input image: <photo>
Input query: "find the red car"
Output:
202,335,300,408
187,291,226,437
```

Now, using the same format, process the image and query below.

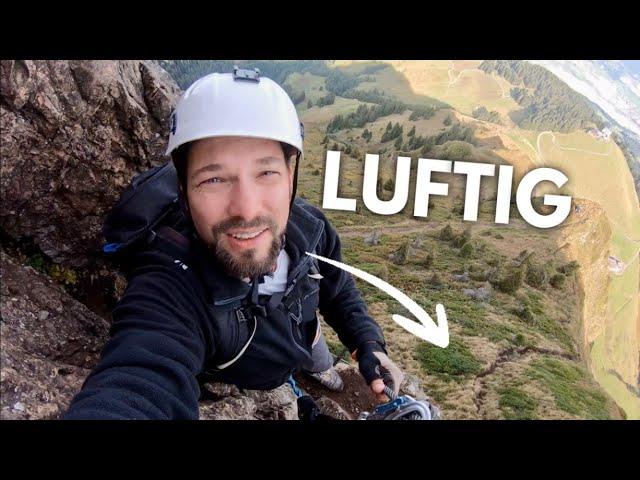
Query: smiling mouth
227,228,268,240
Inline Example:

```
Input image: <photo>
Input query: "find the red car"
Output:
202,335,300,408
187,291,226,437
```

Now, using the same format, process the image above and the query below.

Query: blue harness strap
103,242,123,253
286,375,304,398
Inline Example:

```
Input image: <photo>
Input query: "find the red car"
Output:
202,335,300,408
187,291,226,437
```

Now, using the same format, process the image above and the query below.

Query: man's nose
226,178,261,220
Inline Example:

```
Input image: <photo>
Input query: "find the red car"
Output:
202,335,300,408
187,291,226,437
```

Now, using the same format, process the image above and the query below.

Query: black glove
356,341,404,397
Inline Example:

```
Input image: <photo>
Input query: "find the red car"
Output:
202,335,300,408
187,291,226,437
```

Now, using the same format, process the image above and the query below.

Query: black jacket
64,198,386,419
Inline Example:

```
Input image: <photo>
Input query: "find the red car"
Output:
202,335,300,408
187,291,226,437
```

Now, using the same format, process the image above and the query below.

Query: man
64,67,403,420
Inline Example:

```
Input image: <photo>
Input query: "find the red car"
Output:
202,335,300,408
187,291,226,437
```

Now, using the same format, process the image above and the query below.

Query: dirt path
494,74,510,99
472,345,577,419
337,217,530,239
537,131,614,159
446,61,476,91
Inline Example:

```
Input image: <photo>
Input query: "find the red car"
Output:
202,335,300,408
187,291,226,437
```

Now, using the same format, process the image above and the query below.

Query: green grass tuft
498,386,538,419
415,337,481,381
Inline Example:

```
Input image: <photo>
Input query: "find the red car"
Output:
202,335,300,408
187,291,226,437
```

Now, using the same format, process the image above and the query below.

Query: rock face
1,251,110,419
0,60,181,419
199,382,298,420
0,60,181,268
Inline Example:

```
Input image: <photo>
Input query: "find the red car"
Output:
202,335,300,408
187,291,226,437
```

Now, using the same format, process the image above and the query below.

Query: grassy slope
349,60,640,418
293,63,629,417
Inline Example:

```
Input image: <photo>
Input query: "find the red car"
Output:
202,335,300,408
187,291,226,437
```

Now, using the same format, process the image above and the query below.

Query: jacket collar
191,198,325,306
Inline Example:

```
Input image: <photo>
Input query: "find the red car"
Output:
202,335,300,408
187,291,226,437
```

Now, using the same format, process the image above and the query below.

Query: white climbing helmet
165,66,304,156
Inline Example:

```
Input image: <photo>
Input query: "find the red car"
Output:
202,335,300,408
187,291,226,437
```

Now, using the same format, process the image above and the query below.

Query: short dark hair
172,140,297,194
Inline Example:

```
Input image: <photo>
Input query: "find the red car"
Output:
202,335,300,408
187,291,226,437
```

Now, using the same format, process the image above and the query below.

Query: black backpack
102,161,191,271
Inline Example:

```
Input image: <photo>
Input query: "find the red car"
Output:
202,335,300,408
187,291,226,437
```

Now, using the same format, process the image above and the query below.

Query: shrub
550,273,566,289
49,264,78,286
557,260,580,276
514,305,535,323
460,242,474,258
469,267,487,281
451,202,465,216
487,258,500,267
492,265,524,294
439,224,454,241
444,140,472,160
526,262,548,289
451,226,472,248
26,254,46,273
429,272,443,287
389,242,410,265
423,253,434,269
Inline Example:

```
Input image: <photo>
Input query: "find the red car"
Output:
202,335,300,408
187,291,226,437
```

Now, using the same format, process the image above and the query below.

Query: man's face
186,136,294,280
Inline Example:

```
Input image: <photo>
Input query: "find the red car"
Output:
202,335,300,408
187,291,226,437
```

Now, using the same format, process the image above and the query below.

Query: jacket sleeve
63,265,208,420
315,212,386,354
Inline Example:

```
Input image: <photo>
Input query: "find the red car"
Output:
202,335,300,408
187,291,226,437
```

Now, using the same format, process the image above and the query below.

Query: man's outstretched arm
63,266,207,420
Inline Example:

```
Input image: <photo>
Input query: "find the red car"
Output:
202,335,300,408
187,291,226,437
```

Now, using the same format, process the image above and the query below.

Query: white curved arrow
306,252,449,348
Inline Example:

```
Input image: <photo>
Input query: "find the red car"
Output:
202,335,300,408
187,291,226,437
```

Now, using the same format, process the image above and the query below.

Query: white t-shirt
258,249,290,295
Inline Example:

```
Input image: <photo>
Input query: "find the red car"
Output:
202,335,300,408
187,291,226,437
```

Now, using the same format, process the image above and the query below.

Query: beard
206,215,283,280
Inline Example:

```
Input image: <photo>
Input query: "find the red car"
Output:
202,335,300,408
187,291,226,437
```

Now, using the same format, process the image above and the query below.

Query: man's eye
261,171,279,177
202,177,223,185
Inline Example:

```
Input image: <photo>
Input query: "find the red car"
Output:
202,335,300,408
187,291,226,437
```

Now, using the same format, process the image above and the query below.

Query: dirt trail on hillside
338,217,531,239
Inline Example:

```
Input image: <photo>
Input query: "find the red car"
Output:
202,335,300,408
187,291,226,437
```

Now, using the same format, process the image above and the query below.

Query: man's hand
355,342,404,403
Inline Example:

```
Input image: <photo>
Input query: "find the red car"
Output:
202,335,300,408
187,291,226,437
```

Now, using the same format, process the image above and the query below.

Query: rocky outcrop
1,59,182,419
555,199,611,346
1,250,110,419
199,382,299,420
0,60,180,268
